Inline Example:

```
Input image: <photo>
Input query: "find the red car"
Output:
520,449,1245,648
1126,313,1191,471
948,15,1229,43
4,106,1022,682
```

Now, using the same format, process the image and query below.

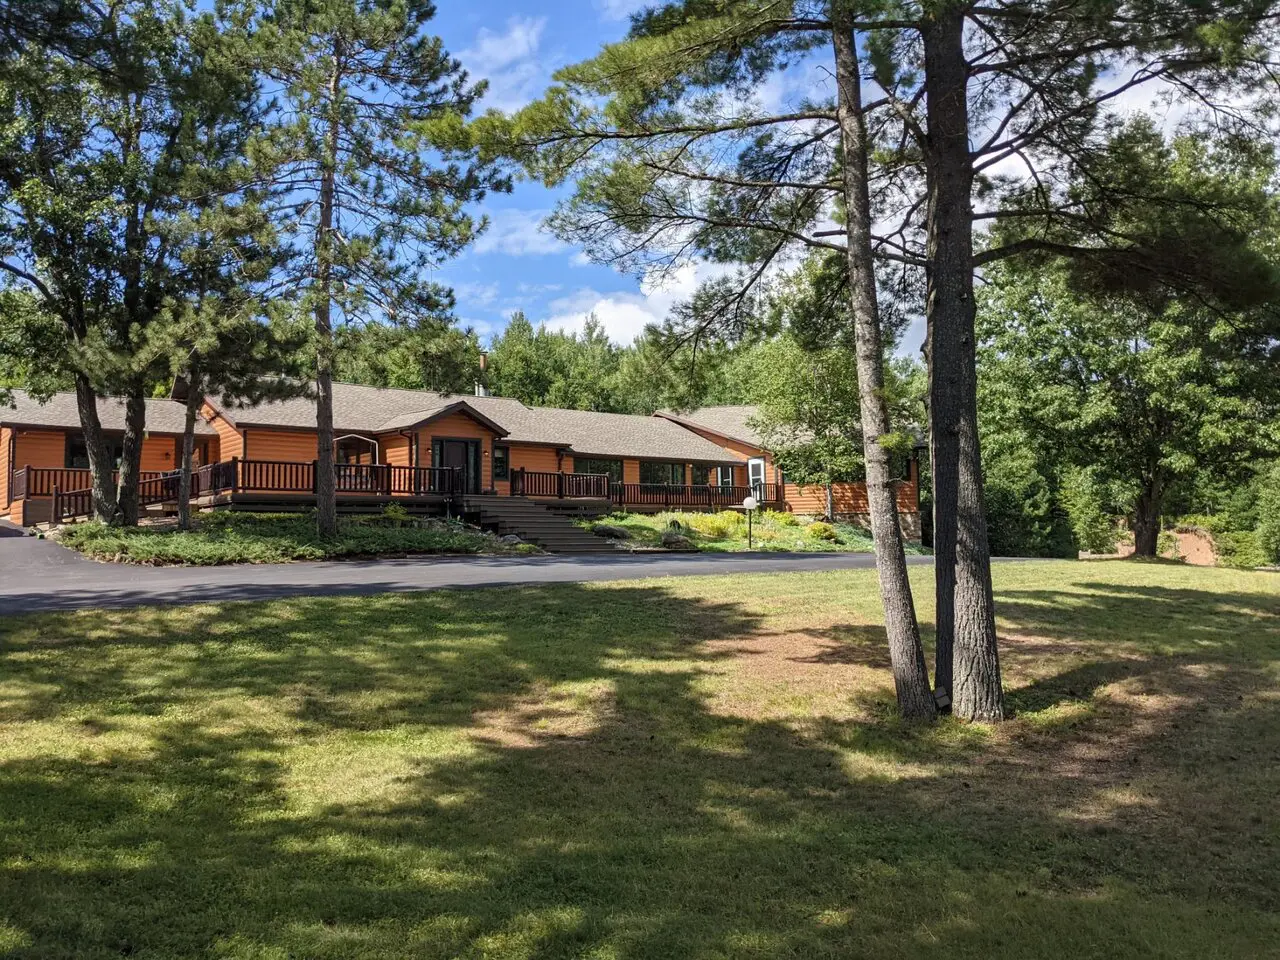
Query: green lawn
1,561,1277,958
581,509,922,553
54,511,539,565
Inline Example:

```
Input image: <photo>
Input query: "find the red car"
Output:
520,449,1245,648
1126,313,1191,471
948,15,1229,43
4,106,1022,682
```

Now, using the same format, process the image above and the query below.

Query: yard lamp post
742,495,758,549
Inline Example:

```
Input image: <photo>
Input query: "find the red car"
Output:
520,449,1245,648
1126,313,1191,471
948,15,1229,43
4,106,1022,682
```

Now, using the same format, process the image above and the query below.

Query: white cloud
451,281,499,307
541,263,709,344
459,16,549,112
473,208,568,257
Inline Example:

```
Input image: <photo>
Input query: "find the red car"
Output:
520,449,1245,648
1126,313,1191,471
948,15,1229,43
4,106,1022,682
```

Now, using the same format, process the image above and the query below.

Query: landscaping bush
685,511,744,540
762,509,798,526
57,512,526,565
807,521,839,541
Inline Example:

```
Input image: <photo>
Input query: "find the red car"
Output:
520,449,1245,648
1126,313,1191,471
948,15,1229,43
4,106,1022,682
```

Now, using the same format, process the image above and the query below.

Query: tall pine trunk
313,49,342,539
922,5,1004,721
73,372,118,524
116,389,146,527
833,13,936,721
178,378,201,531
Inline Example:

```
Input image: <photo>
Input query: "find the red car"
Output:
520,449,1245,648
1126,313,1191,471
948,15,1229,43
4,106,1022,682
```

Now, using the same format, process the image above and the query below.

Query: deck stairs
463,495,617,553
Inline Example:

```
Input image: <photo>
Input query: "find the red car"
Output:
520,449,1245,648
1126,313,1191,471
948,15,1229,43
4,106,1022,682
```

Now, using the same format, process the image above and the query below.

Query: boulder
592,523,631,540
660,531,696,550
500,534,523,544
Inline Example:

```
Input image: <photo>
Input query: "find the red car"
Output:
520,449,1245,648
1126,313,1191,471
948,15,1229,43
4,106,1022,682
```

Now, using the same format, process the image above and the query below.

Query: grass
54,511,540,565
1,560,1278,958
582,509,923,553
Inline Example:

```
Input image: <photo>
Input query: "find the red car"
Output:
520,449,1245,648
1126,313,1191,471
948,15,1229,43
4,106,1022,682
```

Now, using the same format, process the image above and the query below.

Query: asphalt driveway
0,525,930,614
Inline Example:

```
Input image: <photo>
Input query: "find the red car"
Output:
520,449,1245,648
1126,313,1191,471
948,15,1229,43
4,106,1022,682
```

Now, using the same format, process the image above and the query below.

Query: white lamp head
742,496,758,511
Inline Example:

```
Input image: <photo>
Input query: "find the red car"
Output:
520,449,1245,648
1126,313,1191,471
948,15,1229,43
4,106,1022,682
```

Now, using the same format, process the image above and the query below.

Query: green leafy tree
258,0,505,535
0,0,272,524
740,335,863,513
334,319,483,393
980,256,1280,556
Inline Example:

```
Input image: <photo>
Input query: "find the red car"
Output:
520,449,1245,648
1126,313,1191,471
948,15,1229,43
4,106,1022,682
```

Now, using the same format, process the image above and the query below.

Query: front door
747,457,766,494
434,438,480,493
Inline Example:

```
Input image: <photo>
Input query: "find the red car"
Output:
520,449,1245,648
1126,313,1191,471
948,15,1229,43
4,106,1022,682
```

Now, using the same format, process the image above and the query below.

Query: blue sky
426,2,1189,354
428,0,717,348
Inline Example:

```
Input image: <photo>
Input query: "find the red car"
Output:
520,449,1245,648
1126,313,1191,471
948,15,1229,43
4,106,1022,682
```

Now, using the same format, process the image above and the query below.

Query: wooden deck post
230,457,240,494
51,484,60,526
557,470,565,499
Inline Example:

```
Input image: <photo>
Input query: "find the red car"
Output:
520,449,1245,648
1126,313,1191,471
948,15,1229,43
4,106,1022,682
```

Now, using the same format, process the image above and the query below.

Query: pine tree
255,0,506,536
475,0,937,718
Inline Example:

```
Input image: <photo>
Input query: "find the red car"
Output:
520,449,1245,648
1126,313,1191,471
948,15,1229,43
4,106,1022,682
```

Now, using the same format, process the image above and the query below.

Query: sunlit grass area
1,561,1277,958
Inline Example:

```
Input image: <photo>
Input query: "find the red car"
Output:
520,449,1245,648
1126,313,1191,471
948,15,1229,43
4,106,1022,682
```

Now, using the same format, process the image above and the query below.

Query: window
574,458,622,483
335,435,378,464
693,464,732,486
493,445,510,481
65,434,123,470
640,461,686,485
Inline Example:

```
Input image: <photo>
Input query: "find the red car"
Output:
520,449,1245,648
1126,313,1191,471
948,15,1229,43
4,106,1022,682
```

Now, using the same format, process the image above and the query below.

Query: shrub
688,511,743,539
1157,530,1182,560
1215,530,1269,569
983,449,1076,557
1255,464,1280,564
762,509,798,526
57,512,529,565
807,521,839,542
1058,469,1118,555
380,503,412,528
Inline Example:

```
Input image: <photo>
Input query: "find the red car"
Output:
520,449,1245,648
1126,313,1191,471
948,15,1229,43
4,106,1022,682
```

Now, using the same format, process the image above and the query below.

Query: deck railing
511,469,612,499
612,482,784,508
50,471,181,524
218,458,462,498
12,465,167,500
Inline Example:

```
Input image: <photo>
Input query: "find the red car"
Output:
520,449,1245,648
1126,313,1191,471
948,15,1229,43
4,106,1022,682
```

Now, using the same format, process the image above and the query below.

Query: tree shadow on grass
0,579,1278,957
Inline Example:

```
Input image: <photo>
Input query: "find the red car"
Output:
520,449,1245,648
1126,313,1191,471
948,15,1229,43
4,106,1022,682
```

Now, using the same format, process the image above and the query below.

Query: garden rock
593,523,631,540
660,531,696,550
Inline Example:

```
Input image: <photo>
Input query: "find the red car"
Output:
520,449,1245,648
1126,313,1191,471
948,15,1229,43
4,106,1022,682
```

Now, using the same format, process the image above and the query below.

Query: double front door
431,438,482,494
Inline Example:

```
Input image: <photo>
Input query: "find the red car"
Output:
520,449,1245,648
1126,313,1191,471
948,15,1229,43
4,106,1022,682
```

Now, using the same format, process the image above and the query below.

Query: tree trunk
922,6,1004,721
1131,482,1163,556
313,48,342,539
178,378,201,532
825,482,835,522
832,14,936,721
116,389,146,527
73,372,118,524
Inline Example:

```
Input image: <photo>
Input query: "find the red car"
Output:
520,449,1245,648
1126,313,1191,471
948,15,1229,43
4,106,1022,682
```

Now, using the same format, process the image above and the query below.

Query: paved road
0,523,930,614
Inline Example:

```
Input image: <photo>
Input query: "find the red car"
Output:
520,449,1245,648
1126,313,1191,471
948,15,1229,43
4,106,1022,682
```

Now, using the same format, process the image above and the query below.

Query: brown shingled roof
212,381,743,463
0,389,216,435
655,405,767,448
